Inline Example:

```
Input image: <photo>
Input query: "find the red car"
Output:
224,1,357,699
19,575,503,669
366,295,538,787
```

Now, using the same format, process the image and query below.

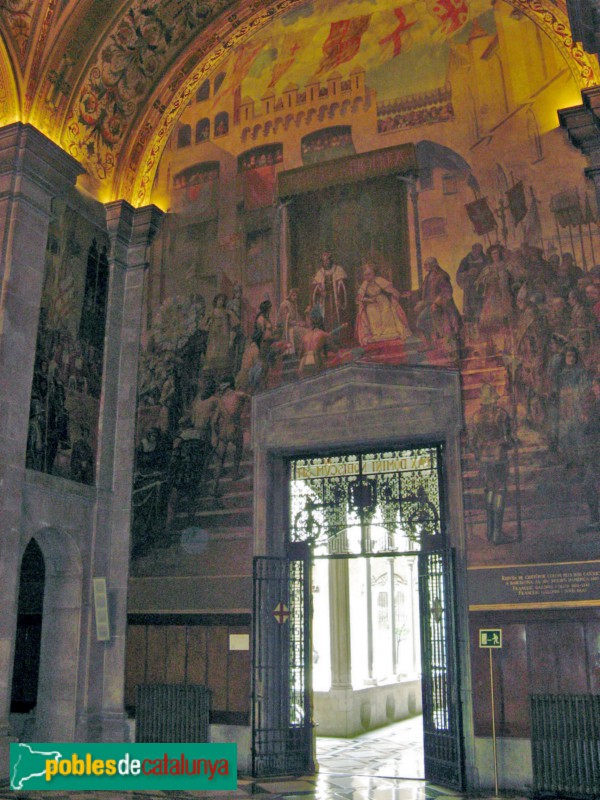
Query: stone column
277,200,291,305
77,201,163,742
0,123,83,772
328,559,352,689
408,177,423,288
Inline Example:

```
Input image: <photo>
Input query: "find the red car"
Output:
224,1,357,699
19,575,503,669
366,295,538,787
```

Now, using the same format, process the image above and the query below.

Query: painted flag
465,197,497,235
430,0,468,36
550,190,584,227
507,180,527,225
316,15,372,76
379,7,416,58
584,193,597,224
523,190,543,249
244,165,277,211
268,34,307,88
210,41,264,109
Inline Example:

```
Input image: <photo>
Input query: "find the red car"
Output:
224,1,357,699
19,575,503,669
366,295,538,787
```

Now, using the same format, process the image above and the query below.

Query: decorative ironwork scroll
289,446,443,556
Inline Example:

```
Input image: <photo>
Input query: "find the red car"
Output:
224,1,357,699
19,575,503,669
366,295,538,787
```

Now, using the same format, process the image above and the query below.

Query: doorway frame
251,362,475,787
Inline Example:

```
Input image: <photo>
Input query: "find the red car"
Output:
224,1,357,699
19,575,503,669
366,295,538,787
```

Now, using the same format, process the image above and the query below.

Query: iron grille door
252,553,313,777
418,548,464,790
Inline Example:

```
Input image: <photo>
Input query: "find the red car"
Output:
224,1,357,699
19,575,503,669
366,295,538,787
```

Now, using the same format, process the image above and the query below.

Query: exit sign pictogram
479,629,502,648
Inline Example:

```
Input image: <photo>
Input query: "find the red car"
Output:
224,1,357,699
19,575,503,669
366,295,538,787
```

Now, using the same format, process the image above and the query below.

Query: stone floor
316,714,425,780
0,717,519,800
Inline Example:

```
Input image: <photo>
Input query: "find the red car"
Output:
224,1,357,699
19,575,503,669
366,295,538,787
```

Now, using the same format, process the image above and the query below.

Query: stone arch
0,32,20,126
10,540,44,732
21,528,83,742
113,0,599,206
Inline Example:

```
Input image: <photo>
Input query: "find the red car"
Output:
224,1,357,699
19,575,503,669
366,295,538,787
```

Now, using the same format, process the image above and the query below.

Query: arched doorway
250,364,474,789
11,540,45,737
14,528,83,742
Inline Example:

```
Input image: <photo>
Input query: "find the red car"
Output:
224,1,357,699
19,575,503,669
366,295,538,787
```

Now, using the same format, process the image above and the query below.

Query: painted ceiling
0,0,597,206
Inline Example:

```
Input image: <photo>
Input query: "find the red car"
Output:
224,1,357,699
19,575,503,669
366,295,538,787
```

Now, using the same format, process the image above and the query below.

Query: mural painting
26,200,109,485
129,0,600,582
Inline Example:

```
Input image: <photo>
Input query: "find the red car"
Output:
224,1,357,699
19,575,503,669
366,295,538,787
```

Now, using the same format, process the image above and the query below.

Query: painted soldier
470,384,514,544
212,379,250,496
456,243,488,340
476,243,514,355
578,375,600,533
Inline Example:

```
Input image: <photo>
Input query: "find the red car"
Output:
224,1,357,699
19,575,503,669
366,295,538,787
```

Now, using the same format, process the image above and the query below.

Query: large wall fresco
26,199,109,485
130,0,600,589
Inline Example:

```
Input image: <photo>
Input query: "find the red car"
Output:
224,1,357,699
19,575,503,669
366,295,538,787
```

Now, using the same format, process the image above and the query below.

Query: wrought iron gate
252,551,313,777
418,548,464,789
252,445,465,788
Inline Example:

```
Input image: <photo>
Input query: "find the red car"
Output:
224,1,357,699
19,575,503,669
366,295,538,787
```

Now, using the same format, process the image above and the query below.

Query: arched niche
19,528,83,742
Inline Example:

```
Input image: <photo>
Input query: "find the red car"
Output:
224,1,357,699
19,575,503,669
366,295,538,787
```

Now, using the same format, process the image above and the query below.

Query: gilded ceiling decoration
63,0,236,185
0,0,596,204
0,0,36,66
125,0,600,206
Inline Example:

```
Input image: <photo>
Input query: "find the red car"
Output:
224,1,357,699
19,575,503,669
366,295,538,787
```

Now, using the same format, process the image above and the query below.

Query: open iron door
418,548,465,790
252,548,314,777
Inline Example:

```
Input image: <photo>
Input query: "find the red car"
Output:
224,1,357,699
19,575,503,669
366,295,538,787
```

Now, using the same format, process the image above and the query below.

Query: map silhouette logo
11,743,62,790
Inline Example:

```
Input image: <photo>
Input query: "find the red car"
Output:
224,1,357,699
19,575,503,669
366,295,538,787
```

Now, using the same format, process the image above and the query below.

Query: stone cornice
104,200,163,269
0,122,84,196
559,88,600,163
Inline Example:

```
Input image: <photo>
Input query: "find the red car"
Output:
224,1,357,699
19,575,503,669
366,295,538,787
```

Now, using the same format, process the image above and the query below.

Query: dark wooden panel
497,624,528,737
165,626,186,684
585,621,600,694
186,626,208,685
207,626,228,711
554,622,588,694
146,626,167,683
125,626,146,706
528,624,560,695
227,626,251,713
470,620,491,736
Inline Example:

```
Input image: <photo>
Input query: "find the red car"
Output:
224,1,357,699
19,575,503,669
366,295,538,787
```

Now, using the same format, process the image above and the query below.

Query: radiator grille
135,684,210,743
531,694,600,797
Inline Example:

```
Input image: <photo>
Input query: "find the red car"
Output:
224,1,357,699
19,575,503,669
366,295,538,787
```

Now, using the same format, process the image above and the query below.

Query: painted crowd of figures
131,241,600,555
24,226,600,554
26,315,101,485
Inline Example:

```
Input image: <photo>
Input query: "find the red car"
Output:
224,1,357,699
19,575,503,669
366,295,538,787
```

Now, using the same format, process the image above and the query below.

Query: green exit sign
479,629,502,648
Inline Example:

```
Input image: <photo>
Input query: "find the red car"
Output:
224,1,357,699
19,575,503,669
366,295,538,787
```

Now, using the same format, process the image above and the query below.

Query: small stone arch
214,111,229,137
195,78,210,103
213,71,227,95
177,123,192,148
21,528,83,742
195,117,210,143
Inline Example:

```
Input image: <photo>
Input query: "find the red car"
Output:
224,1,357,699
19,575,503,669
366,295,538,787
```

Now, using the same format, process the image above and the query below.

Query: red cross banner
272,602,290,624
317,15,372,76
430,0,468,36
379,8,416,58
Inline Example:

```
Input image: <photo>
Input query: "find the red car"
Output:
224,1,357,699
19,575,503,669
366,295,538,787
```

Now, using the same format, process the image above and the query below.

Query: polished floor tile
0,717,515,800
